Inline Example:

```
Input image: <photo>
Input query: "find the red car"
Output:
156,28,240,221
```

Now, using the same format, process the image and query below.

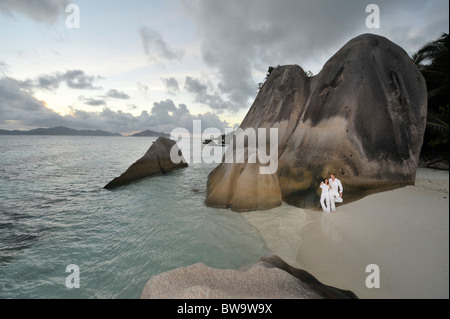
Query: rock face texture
205,150,282,212
206,34,428,210
141,255,358,299
104,137,187,189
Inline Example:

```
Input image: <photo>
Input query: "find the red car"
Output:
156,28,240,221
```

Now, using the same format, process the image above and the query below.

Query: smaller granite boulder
104,137,187,189
140,255,357,299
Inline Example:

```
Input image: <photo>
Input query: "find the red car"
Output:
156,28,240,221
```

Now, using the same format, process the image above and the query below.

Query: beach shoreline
243,168,449,299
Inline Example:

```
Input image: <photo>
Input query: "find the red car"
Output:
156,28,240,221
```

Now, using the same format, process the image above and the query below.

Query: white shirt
320,183,330,195
330,178,343,194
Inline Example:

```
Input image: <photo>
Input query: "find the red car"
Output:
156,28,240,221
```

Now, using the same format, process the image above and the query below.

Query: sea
0,135,270,299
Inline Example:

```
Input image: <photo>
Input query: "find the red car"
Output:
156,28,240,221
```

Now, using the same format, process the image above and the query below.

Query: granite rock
206,34,427,210
140,255,357,299
104,137,187,189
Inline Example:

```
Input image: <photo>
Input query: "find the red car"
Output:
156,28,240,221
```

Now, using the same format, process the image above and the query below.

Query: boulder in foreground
141,255,357,299
104,137,187,189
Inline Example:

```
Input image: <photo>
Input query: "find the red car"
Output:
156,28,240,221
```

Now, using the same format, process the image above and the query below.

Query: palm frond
427,110,449,128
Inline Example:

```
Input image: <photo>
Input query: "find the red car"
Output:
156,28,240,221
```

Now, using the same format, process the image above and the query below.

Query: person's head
323,178,329,184
330,174,336,181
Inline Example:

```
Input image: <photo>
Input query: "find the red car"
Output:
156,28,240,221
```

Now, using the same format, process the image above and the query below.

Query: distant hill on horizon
131,130,170,138
0,126,122,136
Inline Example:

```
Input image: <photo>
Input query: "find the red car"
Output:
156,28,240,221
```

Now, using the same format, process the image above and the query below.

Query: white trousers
330,190,343,211
320,193,330,213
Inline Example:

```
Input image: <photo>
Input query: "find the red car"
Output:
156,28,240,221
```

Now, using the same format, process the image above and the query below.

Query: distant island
131,130,170,138
0,127,174,138
0,126,122,136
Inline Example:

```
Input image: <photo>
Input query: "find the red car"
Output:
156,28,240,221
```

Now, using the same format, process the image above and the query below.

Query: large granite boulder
206,33,427,210
141,255,357,299
205,149,282,212
104,137,187,189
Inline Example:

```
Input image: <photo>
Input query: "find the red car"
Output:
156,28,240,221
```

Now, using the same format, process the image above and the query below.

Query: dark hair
323,178,328,184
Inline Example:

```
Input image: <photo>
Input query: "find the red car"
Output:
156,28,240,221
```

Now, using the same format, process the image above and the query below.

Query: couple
320,174,343,213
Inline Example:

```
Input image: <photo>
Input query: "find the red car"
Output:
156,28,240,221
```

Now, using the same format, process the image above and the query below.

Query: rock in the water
206,33,427,210
104,137,187,189
140,255,357,299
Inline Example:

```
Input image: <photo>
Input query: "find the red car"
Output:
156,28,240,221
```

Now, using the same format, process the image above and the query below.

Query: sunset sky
0,0,448,134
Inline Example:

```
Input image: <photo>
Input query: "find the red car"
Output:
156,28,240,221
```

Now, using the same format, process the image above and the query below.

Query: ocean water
0,136,270,299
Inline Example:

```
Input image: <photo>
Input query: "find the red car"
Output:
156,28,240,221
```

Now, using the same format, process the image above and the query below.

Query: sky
0,0,448,135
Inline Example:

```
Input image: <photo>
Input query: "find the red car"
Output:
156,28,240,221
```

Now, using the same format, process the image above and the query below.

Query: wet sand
243,168,449,299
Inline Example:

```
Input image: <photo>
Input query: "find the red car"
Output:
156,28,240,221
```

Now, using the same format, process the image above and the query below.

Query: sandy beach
243,168,449,299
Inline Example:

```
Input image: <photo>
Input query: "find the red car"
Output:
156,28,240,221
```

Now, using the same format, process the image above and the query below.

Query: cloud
105,89,130,100
0,60,9,75
180,0,449,111
0,75,229,133
0,0,70,23
79,96,107,107
139,26,184,63
0,76,65,127
161,77,180,95
146,99,230,133
137,82,149,98
37,70,103,91
63,100,230,134
184,76,207,94
184,76,241,112
77,88,130,108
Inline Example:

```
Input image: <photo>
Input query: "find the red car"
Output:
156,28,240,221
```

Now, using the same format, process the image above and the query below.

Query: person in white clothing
319,178,331,213
329,174,343,212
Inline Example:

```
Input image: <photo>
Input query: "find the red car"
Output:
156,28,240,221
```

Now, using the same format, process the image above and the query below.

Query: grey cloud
0,76,65,127
0,76,34,94
106,89,130,100
37,70,103,91
0,0,70,23
0,76,229,133
137,82,149,98
161,77,180,95
184,76,241,112
184,76,207,94
180,0,449,111
376,0,450,54
146,99,230,133
62,100,229,134
0,60,9,75
139,26,184,63
79,96,107,107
